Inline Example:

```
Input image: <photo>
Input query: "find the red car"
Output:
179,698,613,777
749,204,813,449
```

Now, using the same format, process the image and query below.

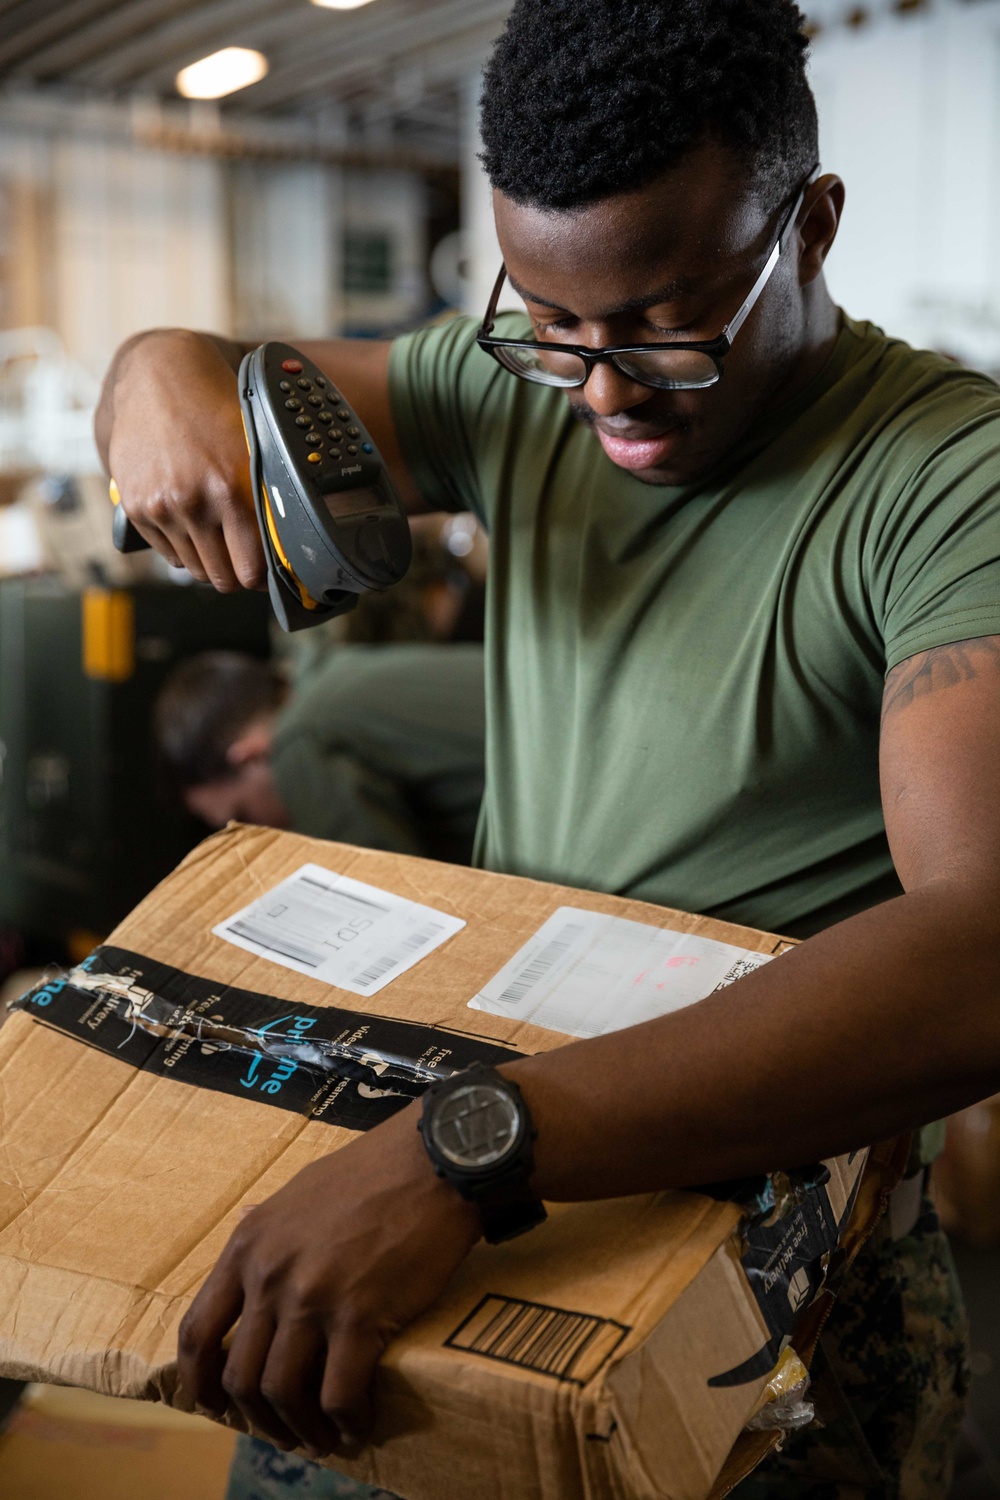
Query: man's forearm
508,879,1000,1199
94,328,252,471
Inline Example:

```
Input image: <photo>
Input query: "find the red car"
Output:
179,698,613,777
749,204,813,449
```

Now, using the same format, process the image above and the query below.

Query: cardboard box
933,1094,1000,1248
0,1384,235,1500
0,825,897,1500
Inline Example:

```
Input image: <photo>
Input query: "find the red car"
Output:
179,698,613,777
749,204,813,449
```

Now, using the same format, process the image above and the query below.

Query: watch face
429,1082,521,1169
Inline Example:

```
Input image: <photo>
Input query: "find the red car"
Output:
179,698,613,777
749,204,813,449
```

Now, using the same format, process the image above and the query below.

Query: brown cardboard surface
0,825,874,1500
0,1385,235,1500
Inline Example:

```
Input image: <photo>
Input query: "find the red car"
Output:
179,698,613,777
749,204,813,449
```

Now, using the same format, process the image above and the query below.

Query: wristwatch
418,1064,547,1244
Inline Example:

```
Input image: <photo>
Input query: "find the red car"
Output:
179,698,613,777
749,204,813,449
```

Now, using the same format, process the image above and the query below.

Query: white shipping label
214,863,465,996
469,906,774,1038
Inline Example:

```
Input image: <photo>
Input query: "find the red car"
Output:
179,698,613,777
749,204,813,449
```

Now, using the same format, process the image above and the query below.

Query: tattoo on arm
882,635,1000,723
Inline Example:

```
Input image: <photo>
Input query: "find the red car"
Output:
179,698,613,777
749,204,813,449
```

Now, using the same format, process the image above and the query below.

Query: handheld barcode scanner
111,341,412,632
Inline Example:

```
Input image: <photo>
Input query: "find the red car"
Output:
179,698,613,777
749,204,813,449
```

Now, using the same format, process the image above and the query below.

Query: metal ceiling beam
0,0,508,123
10,0,261,80
236,5,507,113
183,0,506,111
44,0,386,87
71,0,430,89
0,81,459,169
0,0,140,71
70,0,506,96
0,0,78,42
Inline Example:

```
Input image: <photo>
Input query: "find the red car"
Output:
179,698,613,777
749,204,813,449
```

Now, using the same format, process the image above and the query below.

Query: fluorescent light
310,0,378,9
176,47,269,100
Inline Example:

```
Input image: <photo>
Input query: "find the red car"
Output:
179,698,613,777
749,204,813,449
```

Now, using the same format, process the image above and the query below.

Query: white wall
462,73,521,320
229,159,344,342
1,124,231,377
802,1,1000,365
341,168,430,334
0,103,435,380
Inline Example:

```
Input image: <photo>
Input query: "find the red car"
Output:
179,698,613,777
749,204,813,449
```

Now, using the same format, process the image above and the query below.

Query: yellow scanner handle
109,478,150,553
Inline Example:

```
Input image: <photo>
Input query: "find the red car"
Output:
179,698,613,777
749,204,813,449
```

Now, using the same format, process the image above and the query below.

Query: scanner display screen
323,485,388,520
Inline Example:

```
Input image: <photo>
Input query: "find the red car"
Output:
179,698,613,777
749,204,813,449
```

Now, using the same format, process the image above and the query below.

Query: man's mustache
567,399,692,437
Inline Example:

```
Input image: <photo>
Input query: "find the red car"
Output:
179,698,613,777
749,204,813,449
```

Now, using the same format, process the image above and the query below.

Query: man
96,2,1000,1494
154,645,486,865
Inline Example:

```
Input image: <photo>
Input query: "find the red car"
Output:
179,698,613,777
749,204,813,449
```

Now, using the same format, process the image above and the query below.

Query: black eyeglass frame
475,166,821,392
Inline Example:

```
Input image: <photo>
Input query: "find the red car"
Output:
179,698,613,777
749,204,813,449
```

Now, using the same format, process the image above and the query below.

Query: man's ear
227,719,273,769
798,173,845,286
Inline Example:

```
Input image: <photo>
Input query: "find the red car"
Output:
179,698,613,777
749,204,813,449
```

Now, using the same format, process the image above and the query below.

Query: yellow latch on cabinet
82,587,135,682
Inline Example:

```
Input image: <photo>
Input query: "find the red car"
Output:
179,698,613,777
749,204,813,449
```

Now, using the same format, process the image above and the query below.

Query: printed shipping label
214,863,465,996
469,906,775,1038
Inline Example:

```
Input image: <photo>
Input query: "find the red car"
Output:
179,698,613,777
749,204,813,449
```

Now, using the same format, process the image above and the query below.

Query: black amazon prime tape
14,946,522,1133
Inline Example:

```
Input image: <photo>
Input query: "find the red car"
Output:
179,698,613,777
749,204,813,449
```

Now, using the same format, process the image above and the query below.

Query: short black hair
153,651,285,794
480,0,818,211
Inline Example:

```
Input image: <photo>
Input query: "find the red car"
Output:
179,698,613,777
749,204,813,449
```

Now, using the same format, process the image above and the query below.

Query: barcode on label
713,953,771,989
352,922,444,990
495,923,585,1005
215,863,465,996
228,918,324,968
445,1294,629,1384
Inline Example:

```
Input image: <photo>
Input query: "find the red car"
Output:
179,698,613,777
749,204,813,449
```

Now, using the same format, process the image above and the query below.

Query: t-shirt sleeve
869,388,1000,672
388,313,523,526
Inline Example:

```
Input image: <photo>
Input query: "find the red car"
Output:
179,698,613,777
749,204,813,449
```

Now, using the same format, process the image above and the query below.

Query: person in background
154,644,485,866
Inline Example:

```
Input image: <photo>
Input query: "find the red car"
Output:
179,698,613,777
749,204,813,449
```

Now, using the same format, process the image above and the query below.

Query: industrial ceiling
0,0,515,157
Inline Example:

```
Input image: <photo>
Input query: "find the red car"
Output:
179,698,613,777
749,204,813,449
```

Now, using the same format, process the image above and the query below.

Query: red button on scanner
281,359,303,373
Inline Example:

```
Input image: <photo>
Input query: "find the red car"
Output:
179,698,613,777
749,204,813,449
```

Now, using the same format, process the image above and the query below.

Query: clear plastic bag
744,1347,815,1433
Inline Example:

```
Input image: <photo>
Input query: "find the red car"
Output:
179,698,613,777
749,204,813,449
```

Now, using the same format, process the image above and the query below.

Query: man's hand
95,329,263,591
95,327,422,592
177,1102,480,1458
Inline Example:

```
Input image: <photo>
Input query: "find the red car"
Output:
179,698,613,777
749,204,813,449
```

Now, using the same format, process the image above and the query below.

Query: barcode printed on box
495,922,587,1005
214,864,465,997
445,1295,630,1384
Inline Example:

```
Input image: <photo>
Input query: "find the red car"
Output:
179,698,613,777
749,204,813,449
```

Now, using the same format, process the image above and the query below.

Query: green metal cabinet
0,577,271,948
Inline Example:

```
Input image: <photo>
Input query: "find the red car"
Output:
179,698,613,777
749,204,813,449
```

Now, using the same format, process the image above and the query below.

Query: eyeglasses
476,167,820,393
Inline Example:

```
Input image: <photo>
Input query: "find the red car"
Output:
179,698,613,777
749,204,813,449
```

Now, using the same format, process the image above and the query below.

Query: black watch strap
464,1172,548,1245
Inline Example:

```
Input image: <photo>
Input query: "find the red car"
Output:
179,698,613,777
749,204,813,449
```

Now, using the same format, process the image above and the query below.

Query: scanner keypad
270,349,381,488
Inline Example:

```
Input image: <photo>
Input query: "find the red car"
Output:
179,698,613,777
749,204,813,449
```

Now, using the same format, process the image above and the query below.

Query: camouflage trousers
225,1434,398,1500
226,1196,968,1500
734,1193,970,1500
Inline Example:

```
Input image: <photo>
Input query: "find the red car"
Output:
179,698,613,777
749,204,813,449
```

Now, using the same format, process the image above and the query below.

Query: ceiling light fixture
176,47,269,100
310,0,379,10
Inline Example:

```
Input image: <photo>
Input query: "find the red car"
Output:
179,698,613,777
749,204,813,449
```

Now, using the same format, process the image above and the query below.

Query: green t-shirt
271,643,486,865
389,314,1000,937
